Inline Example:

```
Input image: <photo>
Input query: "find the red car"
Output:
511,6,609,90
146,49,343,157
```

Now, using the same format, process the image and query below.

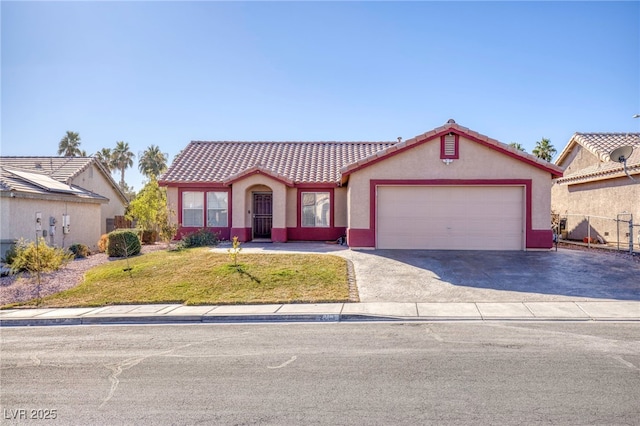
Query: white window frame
301,191,330,228
182,191,204,227
207,191,228,227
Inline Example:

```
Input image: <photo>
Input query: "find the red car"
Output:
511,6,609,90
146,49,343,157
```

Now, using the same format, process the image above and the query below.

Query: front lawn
16,248,351,307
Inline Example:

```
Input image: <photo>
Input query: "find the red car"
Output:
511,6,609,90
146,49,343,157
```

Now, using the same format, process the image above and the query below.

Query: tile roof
0,156,95,183
159,141,396,184
555,133,640,183
160,121,565,186
0,156,119,201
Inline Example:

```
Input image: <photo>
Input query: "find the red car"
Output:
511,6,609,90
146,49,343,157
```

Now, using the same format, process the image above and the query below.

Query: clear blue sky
2,1,639,191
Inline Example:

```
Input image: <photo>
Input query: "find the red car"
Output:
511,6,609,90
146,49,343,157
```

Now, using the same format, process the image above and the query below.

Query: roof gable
554,133,640,184
223,165,295,187
341,120,564,179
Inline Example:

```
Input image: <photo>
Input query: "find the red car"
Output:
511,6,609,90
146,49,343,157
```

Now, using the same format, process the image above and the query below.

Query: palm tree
508,142,526,152
94,148,114,172
138,145,168,179
112,141,135,189
57,131,82,157
532,138,557,162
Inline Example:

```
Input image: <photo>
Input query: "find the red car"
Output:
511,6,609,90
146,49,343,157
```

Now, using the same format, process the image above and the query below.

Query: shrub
97,234,109,253
178,228,220,249
107,229,141,257
6,237,73,273
69,243,91,258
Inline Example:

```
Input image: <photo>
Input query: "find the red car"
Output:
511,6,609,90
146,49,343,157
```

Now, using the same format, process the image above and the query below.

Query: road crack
267,356,297,369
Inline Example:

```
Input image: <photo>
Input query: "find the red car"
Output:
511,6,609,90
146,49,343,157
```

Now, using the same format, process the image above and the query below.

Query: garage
376,185,525,250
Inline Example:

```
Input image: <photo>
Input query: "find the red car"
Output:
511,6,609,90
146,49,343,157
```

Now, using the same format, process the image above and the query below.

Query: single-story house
0,156,128,257
159,120,563,250
551,132,640,246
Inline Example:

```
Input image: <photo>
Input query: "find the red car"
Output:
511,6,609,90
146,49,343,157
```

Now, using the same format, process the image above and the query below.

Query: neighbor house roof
0,156,126,202
159,141,396,185
555,133,640,184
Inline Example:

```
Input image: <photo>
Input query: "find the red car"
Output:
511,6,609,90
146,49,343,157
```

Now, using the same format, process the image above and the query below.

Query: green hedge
107,229,141,257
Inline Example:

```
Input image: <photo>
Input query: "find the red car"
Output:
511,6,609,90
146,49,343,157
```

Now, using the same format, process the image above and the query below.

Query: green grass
13,248,351,308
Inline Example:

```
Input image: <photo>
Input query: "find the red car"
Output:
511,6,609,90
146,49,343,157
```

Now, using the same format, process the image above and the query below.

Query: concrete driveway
214,243,640,303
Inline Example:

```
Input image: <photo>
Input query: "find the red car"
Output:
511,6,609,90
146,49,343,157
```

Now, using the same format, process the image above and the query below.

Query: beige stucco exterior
69,164,127,235
0,159,127,258
346,136,552,231
231,175,288,229
552,145,640,246
0,194,103,252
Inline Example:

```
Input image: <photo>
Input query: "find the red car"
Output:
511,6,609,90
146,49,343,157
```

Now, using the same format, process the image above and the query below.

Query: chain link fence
554,213,638,253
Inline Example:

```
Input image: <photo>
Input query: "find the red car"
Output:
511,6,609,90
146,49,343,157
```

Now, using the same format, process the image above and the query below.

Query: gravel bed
0,244,167,306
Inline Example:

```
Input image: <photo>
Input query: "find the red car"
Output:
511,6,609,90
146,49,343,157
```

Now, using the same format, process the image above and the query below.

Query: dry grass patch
17,248,350,307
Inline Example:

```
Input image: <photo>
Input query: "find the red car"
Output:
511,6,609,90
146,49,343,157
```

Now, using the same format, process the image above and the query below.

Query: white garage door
377,186,524,250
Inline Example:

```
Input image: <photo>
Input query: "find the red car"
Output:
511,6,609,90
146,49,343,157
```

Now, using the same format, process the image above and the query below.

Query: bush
107,229,141,257
97,234,109,253
178,228,220,249
69,243,91,258
6,238,73,273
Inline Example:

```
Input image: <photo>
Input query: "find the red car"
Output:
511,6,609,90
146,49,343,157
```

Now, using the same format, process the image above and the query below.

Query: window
302,192,330,227
182,191,203,227
207,191,228,227
440,133,459,159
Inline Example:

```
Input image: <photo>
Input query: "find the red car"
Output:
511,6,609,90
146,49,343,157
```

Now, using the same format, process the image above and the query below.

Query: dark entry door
253,193,273,239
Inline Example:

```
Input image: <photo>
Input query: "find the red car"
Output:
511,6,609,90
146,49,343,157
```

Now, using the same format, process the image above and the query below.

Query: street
1,322,639,425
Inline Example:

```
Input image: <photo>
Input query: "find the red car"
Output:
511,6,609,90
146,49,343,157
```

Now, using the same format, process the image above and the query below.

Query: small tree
227,236,242,268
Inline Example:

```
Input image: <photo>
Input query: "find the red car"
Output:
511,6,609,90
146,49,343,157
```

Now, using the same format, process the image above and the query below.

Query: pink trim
176,227,230,241
178,187,232,229
231,227,252,242
440,133,460,159
348,228,376,248
271,227,288,243
223,166,294,187
297,188,335,228
363,179,544,250
527,229,553,249
342,124,563,179
287,227,346,241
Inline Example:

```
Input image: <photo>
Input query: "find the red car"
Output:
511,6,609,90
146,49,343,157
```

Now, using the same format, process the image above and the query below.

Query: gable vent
444,135,456,156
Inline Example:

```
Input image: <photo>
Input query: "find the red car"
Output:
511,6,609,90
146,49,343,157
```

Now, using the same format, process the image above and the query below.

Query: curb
2,314,639,327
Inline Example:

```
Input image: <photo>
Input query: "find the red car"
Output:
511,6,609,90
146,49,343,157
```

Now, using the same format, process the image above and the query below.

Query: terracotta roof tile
555,133,640,183
160,141,395,184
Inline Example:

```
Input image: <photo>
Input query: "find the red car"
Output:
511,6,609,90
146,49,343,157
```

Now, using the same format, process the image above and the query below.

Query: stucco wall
347,136,553,231
334,187,347,228
166,187,179,226
70,164,127,234
552,177,640,244
0,195,102,253
559,145,599,173
231,175,287,229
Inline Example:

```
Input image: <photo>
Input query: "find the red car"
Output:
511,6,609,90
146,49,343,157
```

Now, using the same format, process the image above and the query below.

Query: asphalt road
1,322,639,425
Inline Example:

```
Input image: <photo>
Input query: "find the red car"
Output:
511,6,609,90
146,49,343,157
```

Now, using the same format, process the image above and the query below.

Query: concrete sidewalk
1,301,639,326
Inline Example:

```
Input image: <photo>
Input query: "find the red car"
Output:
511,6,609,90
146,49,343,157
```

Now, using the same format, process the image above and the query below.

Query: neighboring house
159,120,562,250
0,156,128,257
551,133,640,245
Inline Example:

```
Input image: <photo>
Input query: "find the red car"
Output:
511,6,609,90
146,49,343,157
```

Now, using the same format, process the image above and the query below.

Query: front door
253,193,273,239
